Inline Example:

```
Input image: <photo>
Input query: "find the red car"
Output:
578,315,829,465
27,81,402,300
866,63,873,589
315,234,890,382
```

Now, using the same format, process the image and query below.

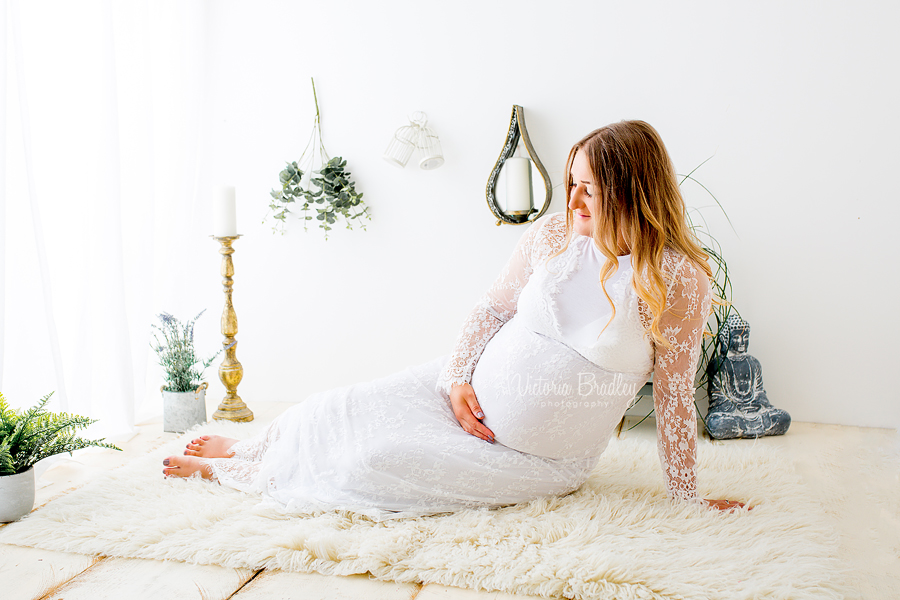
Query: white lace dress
205,213,712,520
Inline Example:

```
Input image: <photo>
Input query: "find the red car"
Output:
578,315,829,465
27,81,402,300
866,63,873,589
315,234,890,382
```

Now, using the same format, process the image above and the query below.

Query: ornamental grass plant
627,160,739,429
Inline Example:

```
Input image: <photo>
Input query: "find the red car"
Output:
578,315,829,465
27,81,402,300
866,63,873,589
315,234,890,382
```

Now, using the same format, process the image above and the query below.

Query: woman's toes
162,455,210,479
162,456,178,476
179,435,237,459
184,438,207,456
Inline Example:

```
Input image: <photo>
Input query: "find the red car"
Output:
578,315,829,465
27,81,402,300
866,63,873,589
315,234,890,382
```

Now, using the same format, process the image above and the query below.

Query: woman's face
567,150,599,238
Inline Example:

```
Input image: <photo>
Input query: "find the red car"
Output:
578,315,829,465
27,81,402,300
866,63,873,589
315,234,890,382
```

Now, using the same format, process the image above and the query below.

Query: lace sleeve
435,213,564,396
651,253,713,502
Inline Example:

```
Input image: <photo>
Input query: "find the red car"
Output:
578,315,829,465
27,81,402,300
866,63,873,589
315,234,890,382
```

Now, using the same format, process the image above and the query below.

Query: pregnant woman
163,120,745,517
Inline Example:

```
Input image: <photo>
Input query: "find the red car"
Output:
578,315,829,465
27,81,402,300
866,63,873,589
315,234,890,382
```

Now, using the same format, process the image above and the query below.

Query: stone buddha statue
705,314,791,439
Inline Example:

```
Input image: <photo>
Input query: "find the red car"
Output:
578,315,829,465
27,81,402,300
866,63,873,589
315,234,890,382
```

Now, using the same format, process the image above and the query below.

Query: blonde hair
560,120,713,347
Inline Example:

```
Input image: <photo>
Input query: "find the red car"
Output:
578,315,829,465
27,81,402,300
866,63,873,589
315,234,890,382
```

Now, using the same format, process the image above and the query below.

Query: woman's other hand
704,498,751,512
449,383,495,443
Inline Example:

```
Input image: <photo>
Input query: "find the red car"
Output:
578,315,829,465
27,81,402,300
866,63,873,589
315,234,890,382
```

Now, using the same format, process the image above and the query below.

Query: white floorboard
231,570,420,600
0,543,99,600
40,556,255,600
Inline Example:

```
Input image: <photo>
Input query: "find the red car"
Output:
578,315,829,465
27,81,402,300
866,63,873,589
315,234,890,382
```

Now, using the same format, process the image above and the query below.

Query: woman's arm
651,256,749,511
651,254,711,503
437,213,559,441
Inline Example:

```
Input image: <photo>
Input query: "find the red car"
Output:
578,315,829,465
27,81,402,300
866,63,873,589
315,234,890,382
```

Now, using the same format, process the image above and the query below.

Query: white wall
190,0,899,431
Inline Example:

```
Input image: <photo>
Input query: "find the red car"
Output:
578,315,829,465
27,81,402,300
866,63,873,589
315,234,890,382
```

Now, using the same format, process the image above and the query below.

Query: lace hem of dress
205,457,263,492
202,420,285,492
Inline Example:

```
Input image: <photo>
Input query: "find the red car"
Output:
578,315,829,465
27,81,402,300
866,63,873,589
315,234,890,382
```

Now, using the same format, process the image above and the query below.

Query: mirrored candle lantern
486,105,552,225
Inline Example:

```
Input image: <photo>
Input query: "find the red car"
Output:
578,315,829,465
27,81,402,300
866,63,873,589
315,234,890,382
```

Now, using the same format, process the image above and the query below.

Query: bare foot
184,435,238,458
162,455,214,480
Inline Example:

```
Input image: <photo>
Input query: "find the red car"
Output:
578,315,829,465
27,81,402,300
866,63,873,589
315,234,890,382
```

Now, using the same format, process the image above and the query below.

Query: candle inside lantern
505,157,533,214
213,186,237,237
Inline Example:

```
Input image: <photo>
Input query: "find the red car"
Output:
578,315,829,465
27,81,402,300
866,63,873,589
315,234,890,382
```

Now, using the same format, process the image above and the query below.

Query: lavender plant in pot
0,392,120,522
151,311,226,433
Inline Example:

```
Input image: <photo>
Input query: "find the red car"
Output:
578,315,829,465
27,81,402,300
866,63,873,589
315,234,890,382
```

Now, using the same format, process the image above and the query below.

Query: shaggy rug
0,420,847,600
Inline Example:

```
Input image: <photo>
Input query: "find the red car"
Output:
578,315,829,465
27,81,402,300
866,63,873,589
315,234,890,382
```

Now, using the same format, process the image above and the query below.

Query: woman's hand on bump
449,383,495,443
704,498,751,512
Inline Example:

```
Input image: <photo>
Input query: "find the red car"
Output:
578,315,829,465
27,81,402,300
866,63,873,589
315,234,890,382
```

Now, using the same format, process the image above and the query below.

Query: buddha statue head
717,313,750,357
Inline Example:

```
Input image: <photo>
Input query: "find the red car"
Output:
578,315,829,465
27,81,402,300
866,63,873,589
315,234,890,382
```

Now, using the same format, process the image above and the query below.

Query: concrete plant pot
0,467,35,522
162,382,208,433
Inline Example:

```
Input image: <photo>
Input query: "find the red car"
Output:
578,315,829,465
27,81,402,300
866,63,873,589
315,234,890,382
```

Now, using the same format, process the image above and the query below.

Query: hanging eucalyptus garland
266,78,369,237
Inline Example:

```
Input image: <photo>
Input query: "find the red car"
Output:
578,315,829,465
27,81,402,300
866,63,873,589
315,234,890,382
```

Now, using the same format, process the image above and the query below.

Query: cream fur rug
0,421,847,600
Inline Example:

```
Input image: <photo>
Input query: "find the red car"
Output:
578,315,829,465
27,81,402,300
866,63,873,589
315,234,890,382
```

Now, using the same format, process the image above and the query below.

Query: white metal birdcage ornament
383,111,444,170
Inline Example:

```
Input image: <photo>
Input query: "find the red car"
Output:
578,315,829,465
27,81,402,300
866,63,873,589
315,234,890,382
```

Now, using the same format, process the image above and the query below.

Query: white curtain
1,0,211,441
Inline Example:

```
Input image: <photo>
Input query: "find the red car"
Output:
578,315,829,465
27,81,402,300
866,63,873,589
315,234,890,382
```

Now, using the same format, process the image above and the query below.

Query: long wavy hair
560,120,713,347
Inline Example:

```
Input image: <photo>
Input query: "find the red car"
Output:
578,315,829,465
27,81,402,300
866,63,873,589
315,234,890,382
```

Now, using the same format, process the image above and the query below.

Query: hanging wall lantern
485,105,552,225
383,112,444,170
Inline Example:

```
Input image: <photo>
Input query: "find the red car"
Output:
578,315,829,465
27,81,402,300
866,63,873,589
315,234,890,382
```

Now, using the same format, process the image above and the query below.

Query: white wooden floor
1,399,897,600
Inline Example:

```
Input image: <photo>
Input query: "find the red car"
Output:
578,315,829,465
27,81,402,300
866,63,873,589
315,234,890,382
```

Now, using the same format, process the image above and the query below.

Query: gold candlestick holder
211,235,253,422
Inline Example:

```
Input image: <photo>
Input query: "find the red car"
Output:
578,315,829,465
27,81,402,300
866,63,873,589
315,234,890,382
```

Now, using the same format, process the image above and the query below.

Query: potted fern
0,391,120,522
151,311,225,433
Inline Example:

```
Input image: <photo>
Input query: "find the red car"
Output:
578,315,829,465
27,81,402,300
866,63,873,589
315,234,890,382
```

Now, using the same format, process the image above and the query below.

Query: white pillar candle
505,157,533,214
213,185,237,237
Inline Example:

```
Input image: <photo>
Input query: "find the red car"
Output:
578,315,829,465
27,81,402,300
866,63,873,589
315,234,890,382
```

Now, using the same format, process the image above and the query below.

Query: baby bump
471,318,647,460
